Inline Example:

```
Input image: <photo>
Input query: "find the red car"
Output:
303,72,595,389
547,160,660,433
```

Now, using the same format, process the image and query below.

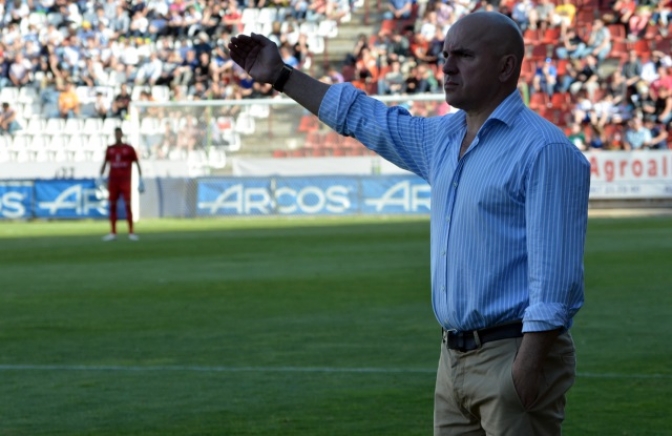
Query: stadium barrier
2,151,672,220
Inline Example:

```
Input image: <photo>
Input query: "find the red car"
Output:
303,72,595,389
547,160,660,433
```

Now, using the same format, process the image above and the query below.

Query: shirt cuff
522,302,569,333
317,83,357,133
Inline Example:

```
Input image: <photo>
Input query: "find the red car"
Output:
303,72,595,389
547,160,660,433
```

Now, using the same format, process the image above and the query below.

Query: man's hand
511,356,544,410
511,329,561,410
95,176,106,190
228,33,285,85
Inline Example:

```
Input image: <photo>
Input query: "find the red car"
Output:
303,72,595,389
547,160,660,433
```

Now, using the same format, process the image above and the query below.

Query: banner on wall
587,151,672,199
0,181,33,219
196,176,432,216
34,179,110,219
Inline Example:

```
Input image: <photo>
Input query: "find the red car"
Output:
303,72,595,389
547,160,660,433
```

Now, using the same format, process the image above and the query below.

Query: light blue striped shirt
319,84,591,333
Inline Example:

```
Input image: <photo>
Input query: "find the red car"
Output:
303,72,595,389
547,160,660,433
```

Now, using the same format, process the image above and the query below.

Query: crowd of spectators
0,0,349,158
1,0,672,159
335,0,672,151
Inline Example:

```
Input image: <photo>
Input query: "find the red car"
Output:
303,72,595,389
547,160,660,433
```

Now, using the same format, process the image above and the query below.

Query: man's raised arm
228,33,330,115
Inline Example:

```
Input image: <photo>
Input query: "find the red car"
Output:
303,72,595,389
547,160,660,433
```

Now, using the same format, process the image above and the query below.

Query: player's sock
126,203,134,234
110,202,117,234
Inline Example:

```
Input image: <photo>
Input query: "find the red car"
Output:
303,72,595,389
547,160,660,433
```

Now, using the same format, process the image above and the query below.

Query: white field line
0,364,670,379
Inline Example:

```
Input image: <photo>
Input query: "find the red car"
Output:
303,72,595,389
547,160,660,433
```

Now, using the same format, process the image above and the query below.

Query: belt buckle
455,330,482,352
455,331,465,351
472,330,482,349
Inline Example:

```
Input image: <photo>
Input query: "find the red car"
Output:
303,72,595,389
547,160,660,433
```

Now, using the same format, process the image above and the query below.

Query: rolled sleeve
318,83,431,181
523,142,590,333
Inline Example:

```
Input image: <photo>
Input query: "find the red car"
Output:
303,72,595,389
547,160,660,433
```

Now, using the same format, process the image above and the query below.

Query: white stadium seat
83,118,104,135
0,87,19,102
18,87,39,104
64,118,83,132
8,135,29,163
27,135,48,162
318,20,339,38
44,118,65,134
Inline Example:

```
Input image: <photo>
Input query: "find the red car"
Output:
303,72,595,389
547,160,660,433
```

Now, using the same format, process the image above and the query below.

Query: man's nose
442,57,457,75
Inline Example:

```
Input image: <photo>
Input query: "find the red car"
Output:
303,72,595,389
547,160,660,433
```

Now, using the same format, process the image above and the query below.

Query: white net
130,93,448,164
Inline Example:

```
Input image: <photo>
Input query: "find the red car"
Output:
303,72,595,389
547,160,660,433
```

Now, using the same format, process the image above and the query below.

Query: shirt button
442,251,446,256
453,182,458,187
446,216,451,223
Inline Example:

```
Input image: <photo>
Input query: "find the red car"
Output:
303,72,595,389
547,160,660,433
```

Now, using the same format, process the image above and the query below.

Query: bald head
452,12,524,81
441,12,525,113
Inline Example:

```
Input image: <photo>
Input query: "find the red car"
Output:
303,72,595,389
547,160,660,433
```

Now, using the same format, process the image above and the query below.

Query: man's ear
499,54,517,83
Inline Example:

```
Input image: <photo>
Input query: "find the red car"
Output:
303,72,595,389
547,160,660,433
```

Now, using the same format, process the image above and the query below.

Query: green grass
0,216,670,435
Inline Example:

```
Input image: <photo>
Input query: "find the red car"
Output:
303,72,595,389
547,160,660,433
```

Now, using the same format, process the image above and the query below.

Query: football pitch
0,216,670,436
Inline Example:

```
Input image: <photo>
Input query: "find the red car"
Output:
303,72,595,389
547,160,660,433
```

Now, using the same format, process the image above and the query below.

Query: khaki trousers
434,332,576,436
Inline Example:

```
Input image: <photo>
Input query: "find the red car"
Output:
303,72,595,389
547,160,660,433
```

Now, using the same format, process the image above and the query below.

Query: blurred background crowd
1,0,671,160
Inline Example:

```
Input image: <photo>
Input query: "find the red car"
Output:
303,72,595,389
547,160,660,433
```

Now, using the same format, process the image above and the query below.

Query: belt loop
473,330,482,349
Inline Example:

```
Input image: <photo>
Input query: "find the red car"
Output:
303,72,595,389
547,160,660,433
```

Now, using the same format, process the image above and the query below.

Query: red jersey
105,143,138,182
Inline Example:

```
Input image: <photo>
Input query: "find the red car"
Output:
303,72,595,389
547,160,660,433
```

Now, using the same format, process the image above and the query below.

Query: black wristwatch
272,64,293,93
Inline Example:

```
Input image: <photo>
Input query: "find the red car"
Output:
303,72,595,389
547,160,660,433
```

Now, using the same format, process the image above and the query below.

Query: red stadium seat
655,37,672,53
529,92,548,110
542,27,561,44
298,114,319,133
550,92,570,109
304,131,324,149
324,131,342,149
531,43,549,61
576,8,596,26
380,19,397,34
521,58,536,82
541,107,571,127
609,40,629,61
524,29,541,45
608,24,626,42
632,39,652,57
643,24,660,41
290,148,308,157
555,58,568,76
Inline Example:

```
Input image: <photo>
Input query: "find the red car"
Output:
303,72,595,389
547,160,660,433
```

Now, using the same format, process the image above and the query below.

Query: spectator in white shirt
40,23,64,46
135,52,164,86
4,0,30,25
624,116,652,150
511,0,534,31
3,23,22,46
641,51,672,84
420,10,439,41
129,11,149,37
9,52,32,87
119,38,140,66
62,37,82,75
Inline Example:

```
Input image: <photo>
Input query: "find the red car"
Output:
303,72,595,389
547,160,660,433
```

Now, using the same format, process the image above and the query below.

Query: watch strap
272,64,293,93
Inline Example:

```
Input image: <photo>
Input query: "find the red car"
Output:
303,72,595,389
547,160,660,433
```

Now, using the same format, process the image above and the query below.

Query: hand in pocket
511,357,543,410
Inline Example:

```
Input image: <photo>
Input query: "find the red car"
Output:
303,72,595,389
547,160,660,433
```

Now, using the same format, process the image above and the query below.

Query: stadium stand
0,0,671,165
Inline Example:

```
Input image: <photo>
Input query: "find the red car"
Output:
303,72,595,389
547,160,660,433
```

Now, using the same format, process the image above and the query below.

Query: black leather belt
443,322,524,352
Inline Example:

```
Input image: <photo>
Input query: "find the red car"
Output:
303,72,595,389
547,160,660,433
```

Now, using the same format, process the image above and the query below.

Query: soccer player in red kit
99,127,144,241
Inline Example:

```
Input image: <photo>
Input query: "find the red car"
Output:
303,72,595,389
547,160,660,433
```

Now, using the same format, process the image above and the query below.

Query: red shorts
108,181,131,204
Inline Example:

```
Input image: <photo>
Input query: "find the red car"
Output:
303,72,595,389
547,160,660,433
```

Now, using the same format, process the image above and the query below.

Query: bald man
229,12,590,436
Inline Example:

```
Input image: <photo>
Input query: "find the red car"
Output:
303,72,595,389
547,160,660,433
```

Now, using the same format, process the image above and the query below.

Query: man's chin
444,94,463,108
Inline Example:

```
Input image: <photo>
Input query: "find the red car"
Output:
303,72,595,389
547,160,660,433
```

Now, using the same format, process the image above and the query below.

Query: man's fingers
250,32,270,47
229,51,244,67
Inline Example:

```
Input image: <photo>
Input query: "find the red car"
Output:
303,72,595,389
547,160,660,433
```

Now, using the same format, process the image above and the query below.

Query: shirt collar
444,89,525,131
485,89,526,128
